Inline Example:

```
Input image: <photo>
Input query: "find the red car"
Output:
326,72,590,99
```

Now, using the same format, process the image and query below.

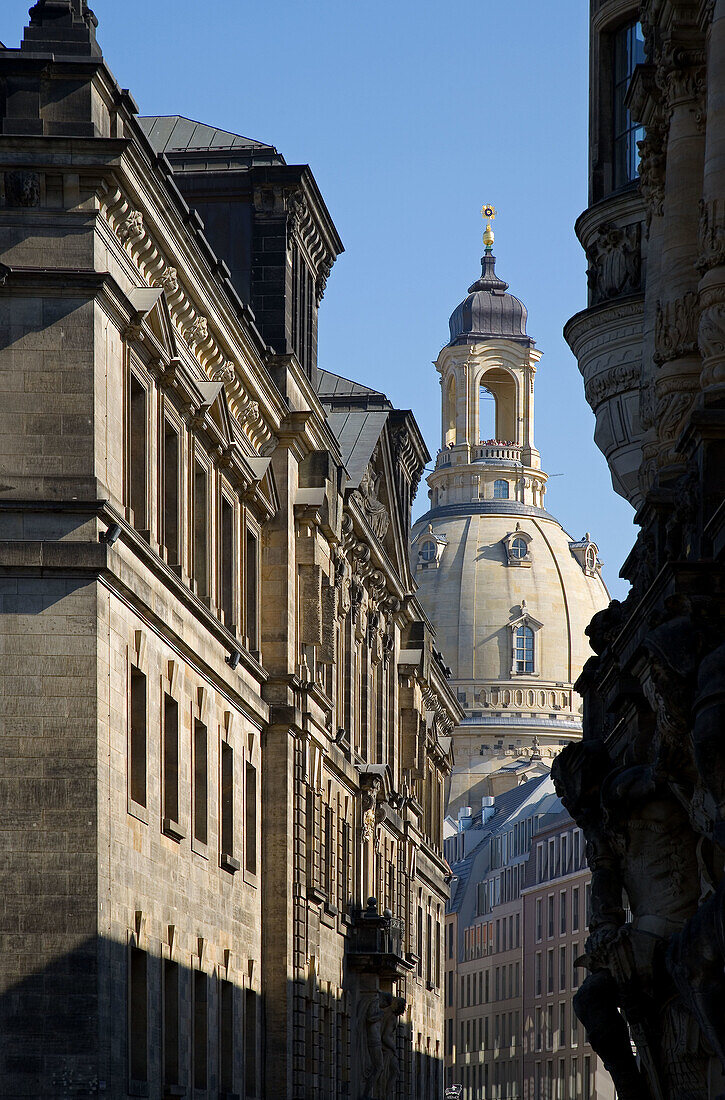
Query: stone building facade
442,781,612,1099
554,0,725,1096
0,4,461,1098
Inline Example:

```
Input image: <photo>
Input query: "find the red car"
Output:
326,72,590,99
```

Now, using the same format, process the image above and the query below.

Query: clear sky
2,0,636,598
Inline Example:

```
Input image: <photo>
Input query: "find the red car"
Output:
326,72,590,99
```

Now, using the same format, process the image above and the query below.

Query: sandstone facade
0,4,461,1098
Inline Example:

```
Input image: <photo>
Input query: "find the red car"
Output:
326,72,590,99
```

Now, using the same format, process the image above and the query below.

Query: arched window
493,479,509,500
585,546,596,571
511,537,527,559
420,540,437,563
479,385,496,440
514,625,534,674
446,376,456,447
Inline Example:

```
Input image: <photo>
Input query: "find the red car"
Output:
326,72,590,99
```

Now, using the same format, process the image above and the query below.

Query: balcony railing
347,897,412,978
472,443,522,462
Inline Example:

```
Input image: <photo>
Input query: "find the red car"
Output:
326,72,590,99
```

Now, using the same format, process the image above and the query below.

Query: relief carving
352,461,390,540
655,390,694,442
586,222,642,305
654,292,700,364
119,209,144,243
584,364,640,409
638,130,666,222
4,170,40,207
697,198,725,274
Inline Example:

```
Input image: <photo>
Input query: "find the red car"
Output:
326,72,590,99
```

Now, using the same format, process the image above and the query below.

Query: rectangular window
162,693,179,829
613,21,646,189
130,666,147,808
220,496,235,629
572,886,580,932
341,819,350,913
585,883,592,925
583,1055,592,1100
245,528,259,653
560,890,567,935
546,1006,553,1051
535,1006,542,1051
547,949,554,994
220,978,234,1095
417,907,423,977
245,988,257,1098
324,803,333,898
163,958,179,1088
572,1001,579,1046
573,942,580,989
245,761,257,875
129,946,148,1085
193,459,209,599
435,919,441,988
426,912,432,984
221,740,235,866
559,1003,566,1049
536,897,543,941
548,895,554,938
162,419,180,565
193,969,208,1091
535,951,542,996
128,373,147,529
193,719,208,846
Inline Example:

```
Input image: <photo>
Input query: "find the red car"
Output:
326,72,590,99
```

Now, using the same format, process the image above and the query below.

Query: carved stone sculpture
586,222,641,305
353,462,390,540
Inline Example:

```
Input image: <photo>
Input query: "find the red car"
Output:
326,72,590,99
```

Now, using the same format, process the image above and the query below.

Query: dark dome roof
448,253,530,345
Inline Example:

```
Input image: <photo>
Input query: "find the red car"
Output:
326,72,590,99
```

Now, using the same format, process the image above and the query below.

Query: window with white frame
514,625,534,673
493,479,510,499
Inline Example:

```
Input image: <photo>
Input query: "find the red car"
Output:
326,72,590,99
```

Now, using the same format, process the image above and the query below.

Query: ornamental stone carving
584,364,641,409
4,170,40,207
697,198,725,274
655,390,694,442
637,130,666,222
158,266,179,293
119,209,144,243
352,462,390,541
586,222,642,305
186,315,208,345
654,292,700,364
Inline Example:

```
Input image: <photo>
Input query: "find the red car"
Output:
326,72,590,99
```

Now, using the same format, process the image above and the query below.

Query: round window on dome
585,546,596,570
420,540,437,563
511,537,528,560
493,479,510,500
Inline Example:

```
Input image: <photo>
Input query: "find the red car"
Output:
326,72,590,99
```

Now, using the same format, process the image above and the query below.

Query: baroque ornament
584,364,640,408
654,292,700,364
586,222,642,304
697,198,725,274
352,461,390,540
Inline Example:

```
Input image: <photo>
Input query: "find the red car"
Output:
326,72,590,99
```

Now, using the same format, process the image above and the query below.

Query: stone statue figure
356,988,406,1099
354,462,390,540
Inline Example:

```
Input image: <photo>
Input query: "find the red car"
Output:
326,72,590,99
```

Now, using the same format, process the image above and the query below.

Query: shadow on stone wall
0,936,444,1099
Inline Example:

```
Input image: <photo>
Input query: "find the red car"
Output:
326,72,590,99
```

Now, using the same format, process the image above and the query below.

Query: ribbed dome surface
448,254,529,345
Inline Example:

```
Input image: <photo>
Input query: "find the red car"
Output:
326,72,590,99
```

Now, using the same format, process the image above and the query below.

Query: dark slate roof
315,369,393,488
139,115,284,163
325,409,389,488
448,253,530,346
316,368,383,400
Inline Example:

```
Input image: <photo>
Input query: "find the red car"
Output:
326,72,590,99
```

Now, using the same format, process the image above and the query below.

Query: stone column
652,33,706,481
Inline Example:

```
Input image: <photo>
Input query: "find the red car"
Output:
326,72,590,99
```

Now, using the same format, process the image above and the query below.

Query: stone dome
411,500,609,812
448,253,529,345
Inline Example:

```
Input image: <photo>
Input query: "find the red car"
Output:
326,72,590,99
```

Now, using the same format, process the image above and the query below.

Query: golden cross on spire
481,204,496,252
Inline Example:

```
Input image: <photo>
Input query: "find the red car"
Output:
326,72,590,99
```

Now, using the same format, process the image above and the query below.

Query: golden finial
481,203,496,252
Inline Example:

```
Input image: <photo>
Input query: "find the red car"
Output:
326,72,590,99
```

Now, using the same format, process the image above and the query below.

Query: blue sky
2,0,636,597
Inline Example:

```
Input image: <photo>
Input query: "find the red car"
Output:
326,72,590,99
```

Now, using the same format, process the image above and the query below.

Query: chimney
457,806,473,833
481,795,495,823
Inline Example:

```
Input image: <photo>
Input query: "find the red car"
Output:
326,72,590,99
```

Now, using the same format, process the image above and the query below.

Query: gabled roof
315,368,386,402
315,369,393,489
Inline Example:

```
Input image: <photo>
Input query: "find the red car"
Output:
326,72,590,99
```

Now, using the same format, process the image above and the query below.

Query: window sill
128,1081,149,1098
127,798,148,825
243,868,258,889
220,852,240,874
191,837,209,860
307,885,327,906
162,817,185,842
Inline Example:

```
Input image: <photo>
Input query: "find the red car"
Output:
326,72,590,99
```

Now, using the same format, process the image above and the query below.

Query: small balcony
472,442,521,463
347,898,412,980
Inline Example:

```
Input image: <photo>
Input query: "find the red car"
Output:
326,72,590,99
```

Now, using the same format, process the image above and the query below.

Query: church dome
448,253,529,345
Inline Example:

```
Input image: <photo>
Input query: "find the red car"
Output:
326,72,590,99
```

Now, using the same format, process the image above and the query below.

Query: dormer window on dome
569,533,602,578
493,479,510,500
412,525,447,571
504,525,533,567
